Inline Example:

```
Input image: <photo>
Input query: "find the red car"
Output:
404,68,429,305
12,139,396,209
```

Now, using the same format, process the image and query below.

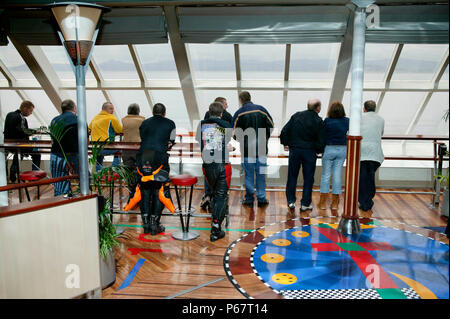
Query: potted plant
89,140,133,288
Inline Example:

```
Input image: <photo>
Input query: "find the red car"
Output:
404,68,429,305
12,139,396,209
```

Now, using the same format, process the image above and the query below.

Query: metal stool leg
172,184,199,241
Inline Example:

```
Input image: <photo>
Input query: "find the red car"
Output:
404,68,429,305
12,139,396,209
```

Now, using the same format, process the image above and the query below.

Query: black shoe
150,223,165,236
210,228,226,242
143,223,151,234
257,199,269,207
242,199,254,207
288,202,295,210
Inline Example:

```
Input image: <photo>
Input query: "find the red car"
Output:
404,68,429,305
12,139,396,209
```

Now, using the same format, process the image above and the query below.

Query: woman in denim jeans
318,102,349,210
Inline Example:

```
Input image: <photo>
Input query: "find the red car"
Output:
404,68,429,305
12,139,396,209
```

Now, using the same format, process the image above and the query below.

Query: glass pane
196,90,239,119
341,91,380,117
412,92,449,136
23,90,59,126
35,45,95,81
378,91,427,135
149,90,191,131
240,44,285,80
391,44,448,81
108,90,152,120
134,44,179,80
289,43,340,80
347,43,397,86
286,90,331,121
0,90,23,119
65,90,108,124
0,39,36,80
188,44,236,81
92,45,139,80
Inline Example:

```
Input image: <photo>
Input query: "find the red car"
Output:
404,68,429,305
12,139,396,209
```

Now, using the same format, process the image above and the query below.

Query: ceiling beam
281,44,291,126
9,37,68,114
128,44,154,112
163,5,200,129
0,58,13,87
328,9,354,108
375,43,403,113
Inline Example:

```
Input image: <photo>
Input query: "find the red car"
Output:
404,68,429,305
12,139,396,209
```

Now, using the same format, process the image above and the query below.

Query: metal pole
0,94,9,207
75,64,90,194
338,4,368,235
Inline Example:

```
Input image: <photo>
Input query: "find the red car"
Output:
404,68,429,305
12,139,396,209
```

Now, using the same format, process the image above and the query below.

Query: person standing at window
50,99,80,196
232,91,273,208
280,99,325,212
4,100,41,183
88,102,123,171
121,103,145,202
200,97,232,211
318,101,349,210
359,100,385,215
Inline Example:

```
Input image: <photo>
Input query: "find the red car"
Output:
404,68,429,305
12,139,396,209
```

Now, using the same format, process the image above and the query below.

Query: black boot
150,215,165,235
142,214,151,234
210,220,225,242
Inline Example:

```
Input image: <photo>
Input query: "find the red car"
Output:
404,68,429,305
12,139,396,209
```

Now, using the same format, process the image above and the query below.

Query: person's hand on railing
284,145,289,152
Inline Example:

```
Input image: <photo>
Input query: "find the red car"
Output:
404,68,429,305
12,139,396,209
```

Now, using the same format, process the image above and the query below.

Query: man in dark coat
280,99,325,212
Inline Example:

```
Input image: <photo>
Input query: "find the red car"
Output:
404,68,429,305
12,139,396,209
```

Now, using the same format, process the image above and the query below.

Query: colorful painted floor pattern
224,217,449,299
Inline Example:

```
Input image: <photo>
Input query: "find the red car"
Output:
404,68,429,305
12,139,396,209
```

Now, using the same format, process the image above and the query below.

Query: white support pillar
338,0,373,235
348,6,367,137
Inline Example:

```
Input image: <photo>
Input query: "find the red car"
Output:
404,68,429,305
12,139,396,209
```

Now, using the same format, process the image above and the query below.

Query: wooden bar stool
171,174,199,241
19,170,47,202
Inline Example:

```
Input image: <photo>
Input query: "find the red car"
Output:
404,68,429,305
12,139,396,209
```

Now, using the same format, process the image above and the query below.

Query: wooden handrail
0,175,79,192
0,193,97,219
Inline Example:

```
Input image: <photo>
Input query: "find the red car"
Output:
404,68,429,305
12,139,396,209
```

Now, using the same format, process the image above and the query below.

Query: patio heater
47,2,110,194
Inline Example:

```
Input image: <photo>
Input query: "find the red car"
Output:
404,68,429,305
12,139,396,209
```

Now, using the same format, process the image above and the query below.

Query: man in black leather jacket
232,91,273,208
280,99,325,212
136,103,176,234
200,97,232,211
196,102,233,242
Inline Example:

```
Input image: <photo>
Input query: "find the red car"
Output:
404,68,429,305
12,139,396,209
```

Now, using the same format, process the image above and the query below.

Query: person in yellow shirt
88,102,123,171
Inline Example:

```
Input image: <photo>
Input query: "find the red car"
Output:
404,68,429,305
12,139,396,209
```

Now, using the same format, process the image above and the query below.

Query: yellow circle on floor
291,231,309,238
272,273,297,285
261,253,285,263
272,239,291,246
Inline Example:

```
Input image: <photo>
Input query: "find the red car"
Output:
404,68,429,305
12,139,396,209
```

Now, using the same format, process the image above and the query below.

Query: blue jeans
242,157,267,202
50,153,79,196
96,149,120,172
320,145,347,195
286,148,317,206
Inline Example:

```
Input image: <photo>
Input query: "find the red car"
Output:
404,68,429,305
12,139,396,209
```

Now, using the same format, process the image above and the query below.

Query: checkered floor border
278,288,420,299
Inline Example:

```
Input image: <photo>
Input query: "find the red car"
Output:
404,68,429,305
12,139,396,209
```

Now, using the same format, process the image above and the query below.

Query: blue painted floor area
252,224,449,299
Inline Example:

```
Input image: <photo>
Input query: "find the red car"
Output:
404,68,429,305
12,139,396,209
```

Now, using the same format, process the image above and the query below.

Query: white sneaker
300,204,313,212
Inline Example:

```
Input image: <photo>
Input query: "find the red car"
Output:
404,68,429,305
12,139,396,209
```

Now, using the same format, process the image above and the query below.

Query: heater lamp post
47,2,110,195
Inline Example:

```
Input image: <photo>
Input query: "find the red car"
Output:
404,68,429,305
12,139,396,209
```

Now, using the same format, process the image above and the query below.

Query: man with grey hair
358,100,384,215
280,99,325,212
122,103,145,201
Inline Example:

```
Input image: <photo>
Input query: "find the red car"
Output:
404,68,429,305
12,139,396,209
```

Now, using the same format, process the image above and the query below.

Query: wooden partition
0,194,101,299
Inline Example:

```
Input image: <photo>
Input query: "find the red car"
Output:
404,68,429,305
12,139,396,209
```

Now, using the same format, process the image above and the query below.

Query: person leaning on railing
121,103,145,202
3,100,41,183
49,99,82,197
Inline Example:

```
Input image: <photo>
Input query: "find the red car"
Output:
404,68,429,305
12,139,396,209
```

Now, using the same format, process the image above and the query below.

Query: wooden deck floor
9,185,447,299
